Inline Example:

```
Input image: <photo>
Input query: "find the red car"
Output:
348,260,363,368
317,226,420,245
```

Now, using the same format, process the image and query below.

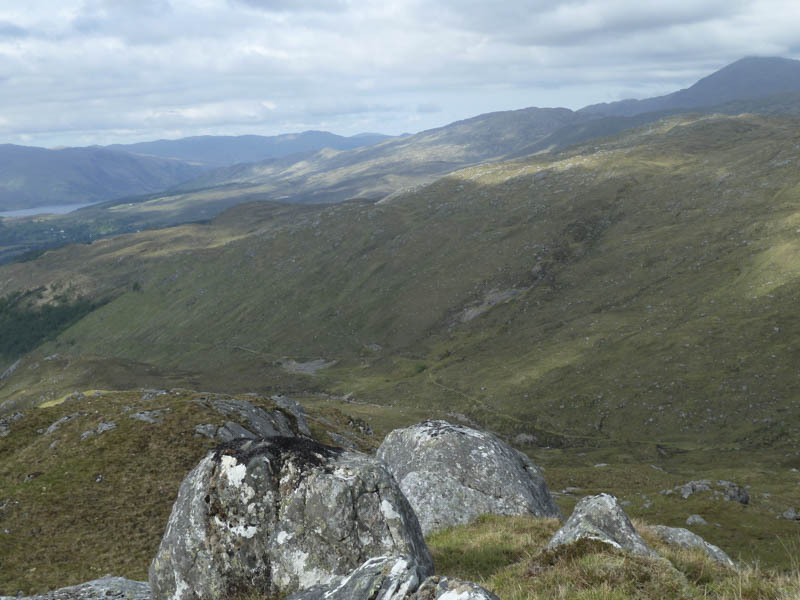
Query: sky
1,0,799,148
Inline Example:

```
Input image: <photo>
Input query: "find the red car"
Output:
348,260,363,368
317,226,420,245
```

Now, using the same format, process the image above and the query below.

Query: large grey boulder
377,420,561,534
285,556,499,600
647,525,735,567
547,493,659,558
1,576,150,600
149,437,432,600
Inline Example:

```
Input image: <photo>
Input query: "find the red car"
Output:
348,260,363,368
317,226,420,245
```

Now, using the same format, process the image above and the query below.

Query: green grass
427,515,800,599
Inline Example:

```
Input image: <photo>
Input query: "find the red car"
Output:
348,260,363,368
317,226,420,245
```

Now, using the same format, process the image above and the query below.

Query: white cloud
0,0,798,146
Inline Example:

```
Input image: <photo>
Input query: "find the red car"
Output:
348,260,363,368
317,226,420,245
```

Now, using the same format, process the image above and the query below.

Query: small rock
648,525,735,567
594,463,609,468
547,493,659,558
129,410,166,424
412,576,500,599
45,413,85,435
216,421,256,442
779,508,798,521
194,424,217,438
686,514,708,526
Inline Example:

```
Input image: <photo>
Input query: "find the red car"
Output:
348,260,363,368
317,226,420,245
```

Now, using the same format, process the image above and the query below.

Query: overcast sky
1,0,799,148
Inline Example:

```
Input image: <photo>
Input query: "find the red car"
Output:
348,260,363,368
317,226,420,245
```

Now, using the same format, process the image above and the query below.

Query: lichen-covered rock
411,577,500,600
1,576,150,600
285,557,499,600
647,525,735,567
547,493,659,558
285,556,424,600
149,437,432,600
377,420,560,534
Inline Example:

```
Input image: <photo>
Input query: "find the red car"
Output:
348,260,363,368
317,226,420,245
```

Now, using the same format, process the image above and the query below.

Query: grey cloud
0,20,28,38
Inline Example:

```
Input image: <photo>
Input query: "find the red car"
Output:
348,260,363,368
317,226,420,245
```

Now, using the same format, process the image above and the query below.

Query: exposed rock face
149,437,432,600
547,493,659,558
285,555,424,600
647,525,735,567
1,576,151,600
196,396,298,438
285,556,499,600
377,420,561,534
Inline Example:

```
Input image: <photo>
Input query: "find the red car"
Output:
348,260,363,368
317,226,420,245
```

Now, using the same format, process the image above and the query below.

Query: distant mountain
0,145,207,212
580,56,800,117
173,107,580,203
106,131,394,167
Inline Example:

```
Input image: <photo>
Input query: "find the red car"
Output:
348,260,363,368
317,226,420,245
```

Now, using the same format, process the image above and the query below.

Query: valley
2,57,800,598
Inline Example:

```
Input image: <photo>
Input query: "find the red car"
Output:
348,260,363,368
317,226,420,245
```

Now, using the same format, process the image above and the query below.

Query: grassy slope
2,114,800,445
1,114,800,589
428,515,800,599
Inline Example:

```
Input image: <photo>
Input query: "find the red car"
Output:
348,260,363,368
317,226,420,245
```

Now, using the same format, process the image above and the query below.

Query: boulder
1,576,150,600
149,437,432,600
647,525,735,567
377,420,561,534
686,514,707,526
547,493,659,558
285,556,499,600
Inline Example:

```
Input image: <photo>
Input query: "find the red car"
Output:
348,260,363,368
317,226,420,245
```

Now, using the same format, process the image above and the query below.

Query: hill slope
106,131,392,167
0,146,207,212
1,113,800,454
580,56,800,117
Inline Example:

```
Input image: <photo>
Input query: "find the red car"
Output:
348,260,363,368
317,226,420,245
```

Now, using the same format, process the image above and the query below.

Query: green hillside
1,112,800,594
2,113,799,447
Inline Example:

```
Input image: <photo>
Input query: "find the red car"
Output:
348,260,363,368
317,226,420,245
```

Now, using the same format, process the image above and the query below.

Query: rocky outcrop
0,411,23,437
547,493,659,558
647,525,735,567
1,576,151,600
285,556,499,600
149,436,432,600
377,420,561,534
193,396,300,439
662,480,749,505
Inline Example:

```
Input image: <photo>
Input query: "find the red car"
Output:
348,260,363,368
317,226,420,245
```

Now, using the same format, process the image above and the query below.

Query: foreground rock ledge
149,437,433,600
547,493,660,558
1,577,150,600
286,556,500,600
377,420,561,534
